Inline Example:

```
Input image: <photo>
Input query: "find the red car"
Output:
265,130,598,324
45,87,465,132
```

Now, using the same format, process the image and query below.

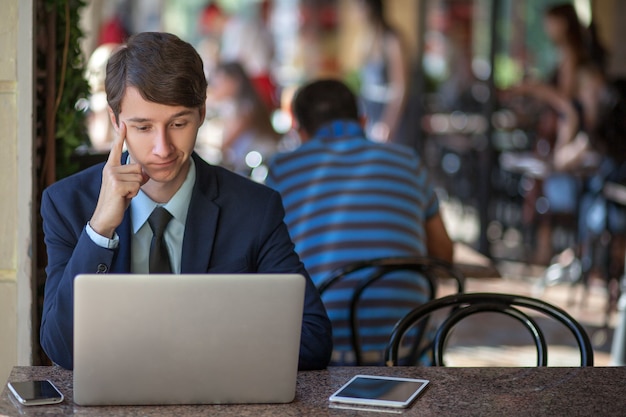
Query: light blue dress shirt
86,158,196,273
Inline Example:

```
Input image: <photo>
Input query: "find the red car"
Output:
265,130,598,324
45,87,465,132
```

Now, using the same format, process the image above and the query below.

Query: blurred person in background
509,3,609,265
510,72,626,306
267,79,453,365
84,43,122,153
207,61,281,178
97,1,130,46
351,0,408,144
197,1,277,110
506,3,626,308
543,3,607,99
197,2,227,81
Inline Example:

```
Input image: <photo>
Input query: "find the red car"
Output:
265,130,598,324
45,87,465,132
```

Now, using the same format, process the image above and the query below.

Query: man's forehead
118,86,201,120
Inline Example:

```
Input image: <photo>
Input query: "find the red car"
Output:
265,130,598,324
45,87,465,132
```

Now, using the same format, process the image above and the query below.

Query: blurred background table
453,241,501,279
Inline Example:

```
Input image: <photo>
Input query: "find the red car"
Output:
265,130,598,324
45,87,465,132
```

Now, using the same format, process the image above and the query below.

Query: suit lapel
181,154,220,273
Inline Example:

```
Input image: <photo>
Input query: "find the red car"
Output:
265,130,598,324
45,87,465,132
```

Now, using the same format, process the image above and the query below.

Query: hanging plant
33,0,90,366
45,0,90,180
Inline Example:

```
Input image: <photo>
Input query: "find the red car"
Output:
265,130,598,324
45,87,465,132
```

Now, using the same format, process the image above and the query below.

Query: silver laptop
73,273,305,406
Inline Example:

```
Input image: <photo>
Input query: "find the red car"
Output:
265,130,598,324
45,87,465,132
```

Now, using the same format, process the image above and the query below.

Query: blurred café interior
3,0,626,384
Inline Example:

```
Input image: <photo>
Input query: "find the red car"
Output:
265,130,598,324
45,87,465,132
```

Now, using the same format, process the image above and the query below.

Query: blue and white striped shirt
267,120,439,363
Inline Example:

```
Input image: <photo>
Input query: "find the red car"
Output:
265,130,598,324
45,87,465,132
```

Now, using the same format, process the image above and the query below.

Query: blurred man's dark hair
292,79,360,136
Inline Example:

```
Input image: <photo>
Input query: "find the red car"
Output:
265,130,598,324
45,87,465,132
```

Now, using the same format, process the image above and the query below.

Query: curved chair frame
385,292,594,367
318,256,466,365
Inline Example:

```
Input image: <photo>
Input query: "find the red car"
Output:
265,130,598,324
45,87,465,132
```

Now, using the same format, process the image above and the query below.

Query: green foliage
46,0,90,179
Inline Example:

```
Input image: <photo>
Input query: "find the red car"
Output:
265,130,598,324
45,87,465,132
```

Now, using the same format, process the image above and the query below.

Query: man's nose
153,129,173,157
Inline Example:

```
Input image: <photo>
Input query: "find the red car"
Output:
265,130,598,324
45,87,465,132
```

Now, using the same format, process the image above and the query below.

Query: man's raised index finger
106,122,126,166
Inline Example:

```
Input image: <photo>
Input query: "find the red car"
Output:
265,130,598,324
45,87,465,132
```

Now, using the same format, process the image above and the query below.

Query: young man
266,79,453,365
40,32,332,370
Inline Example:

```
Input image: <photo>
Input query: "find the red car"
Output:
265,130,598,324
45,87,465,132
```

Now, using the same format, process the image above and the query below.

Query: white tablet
328,375,430,409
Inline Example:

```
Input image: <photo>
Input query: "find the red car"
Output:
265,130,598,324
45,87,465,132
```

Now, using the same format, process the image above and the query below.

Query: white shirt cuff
86,222,120,249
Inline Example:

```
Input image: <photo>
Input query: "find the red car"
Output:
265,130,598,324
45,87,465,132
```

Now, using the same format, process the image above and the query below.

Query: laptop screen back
73,273,305,405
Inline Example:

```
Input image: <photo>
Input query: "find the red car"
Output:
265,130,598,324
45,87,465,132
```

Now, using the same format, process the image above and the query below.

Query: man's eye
135,126,150,132
172,122,188,128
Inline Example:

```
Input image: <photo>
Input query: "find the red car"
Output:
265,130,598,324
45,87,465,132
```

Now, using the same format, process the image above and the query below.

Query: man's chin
144,158,189,183
145,172,174,184
146,165,185,184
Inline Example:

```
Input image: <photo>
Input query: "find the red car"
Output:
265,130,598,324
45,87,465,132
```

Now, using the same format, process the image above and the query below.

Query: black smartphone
7,380,64,406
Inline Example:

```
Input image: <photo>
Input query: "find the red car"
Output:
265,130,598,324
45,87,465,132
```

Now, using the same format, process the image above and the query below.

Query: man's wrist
86,222,119,249
88,217,116,239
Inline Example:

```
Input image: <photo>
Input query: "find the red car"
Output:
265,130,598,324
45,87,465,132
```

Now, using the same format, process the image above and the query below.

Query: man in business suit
39,32,332,371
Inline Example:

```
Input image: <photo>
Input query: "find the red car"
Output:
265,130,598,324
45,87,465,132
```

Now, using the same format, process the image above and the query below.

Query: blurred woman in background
543,3,607,99
207,61,281,178
509,3,610,265
352,0,408,144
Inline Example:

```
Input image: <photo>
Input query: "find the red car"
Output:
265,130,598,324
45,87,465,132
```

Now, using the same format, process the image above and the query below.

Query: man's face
111,86,205,187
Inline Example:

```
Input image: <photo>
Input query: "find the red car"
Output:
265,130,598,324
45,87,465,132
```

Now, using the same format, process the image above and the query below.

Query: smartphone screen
329,375,429,408
8,380,64,406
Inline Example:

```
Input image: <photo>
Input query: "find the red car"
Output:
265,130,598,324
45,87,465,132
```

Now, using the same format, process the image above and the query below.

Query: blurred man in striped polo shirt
266,79,453,365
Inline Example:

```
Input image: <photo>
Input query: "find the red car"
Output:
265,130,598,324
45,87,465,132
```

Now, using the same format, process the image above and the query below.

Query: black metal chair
317,256,465,366
385,292,594,367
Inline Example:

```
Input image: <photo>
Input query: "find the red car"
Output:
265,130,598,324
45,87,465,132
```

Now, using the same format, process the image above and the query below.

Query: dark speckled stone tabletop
1,366,625,416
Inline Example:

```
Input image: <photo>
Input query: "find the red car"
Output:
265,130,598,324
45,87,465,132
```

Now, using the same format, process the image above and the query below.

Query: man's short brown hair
105,32,207,123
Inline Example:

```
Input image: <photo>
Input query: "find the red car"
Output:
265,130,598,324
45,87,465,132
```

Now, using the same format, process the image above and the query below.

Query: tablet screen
329,375,429,408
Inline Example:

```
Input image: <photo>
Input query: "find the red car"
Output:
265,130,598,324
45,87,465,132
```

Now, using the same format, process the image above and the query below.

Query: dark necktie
148,206,173,273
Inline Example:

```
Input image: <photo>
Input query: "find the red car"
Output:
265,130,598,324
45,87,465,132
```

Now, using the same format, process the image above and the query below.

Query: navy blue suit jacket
40,153,332,370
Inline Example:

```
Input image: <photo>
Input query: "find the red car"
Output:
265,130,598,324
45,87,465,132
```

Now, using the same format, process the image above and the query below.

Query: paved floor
436,261,616,366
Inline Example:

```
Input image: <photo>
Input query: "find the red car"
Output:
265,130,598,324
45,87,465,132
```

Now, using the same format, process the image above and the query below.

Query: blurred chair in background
318,256,465,366
386,292,594,367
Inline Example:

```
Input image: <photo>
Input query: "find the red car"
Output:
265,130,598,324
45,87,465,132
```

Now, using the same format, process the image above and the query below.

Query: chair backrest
317,256,465,365
385,292,594,367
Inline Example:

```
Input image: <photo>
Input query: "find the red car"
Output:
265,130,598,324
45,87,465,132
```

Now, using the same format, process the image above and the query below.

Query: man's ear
108,106,119,132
